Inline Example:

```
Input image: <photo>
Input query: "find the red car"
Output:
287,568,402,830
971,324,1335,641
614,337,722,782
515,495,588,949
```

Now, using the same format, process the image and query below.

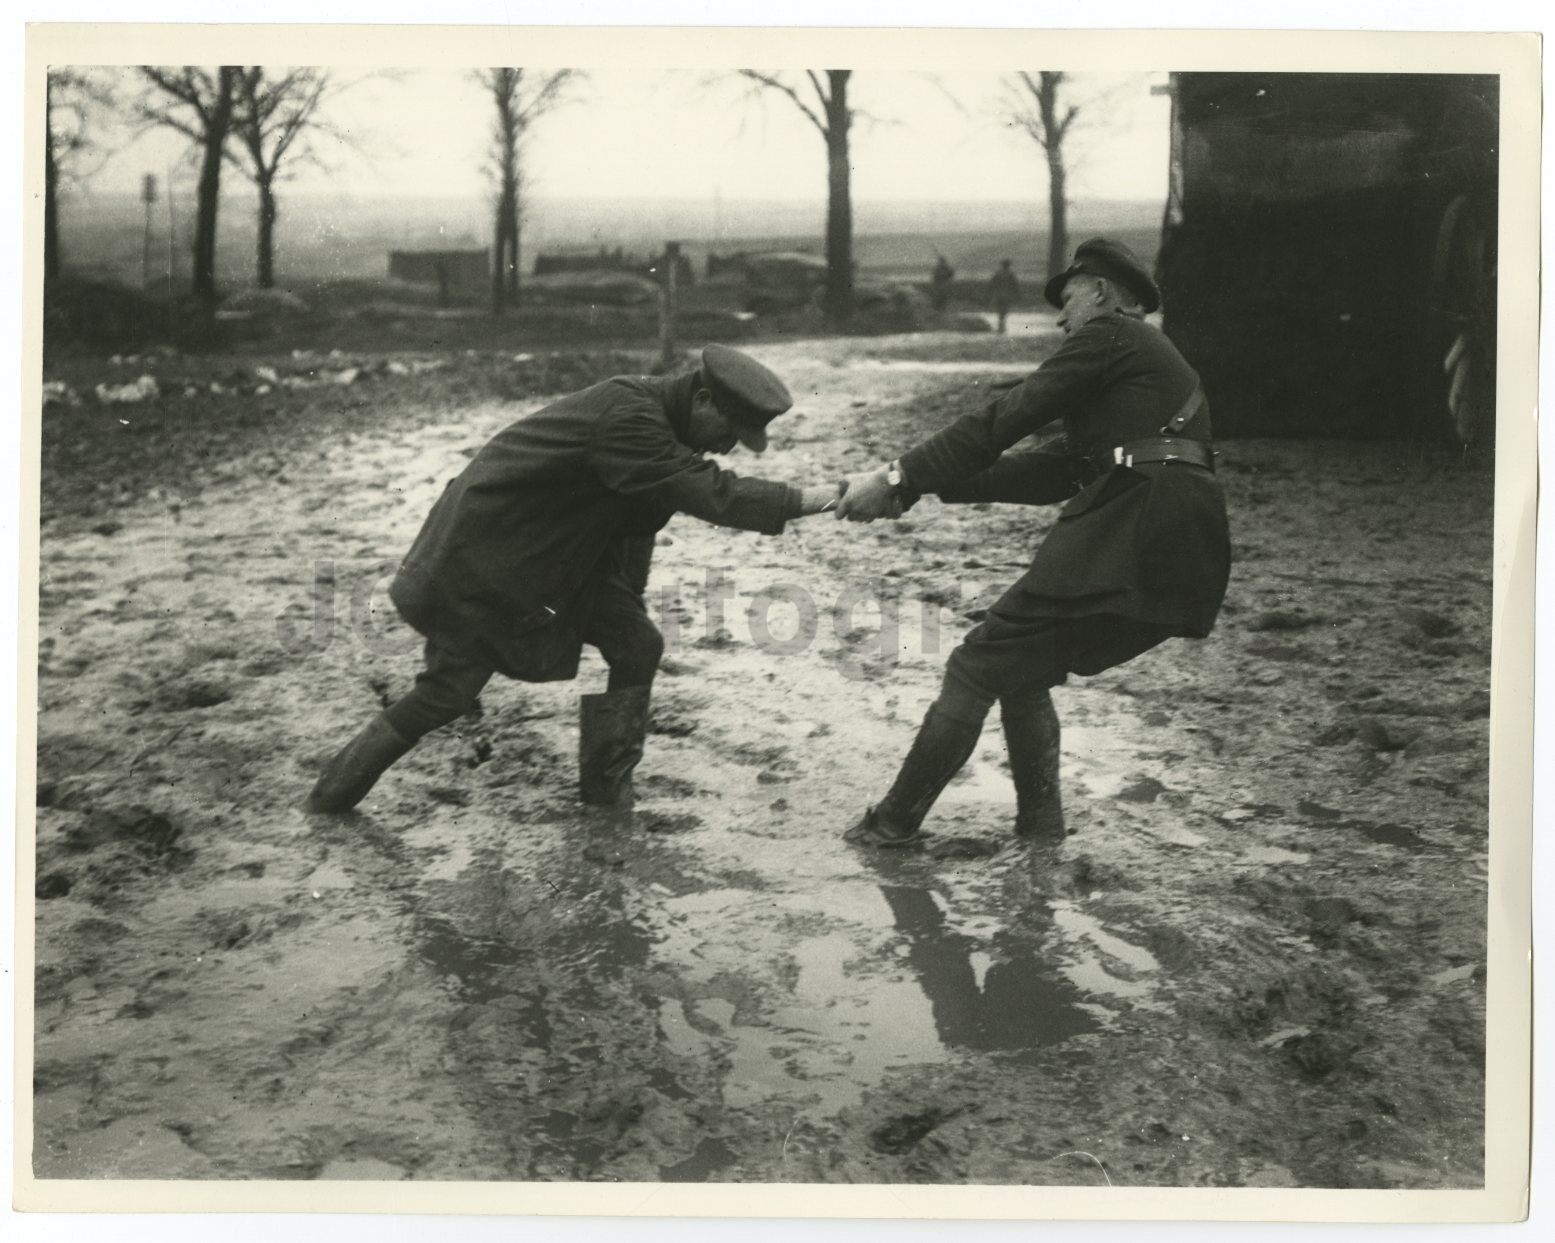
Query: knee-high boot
1000,688,1065,840
578,686,651,807
307,714,415,813
844,705,984,847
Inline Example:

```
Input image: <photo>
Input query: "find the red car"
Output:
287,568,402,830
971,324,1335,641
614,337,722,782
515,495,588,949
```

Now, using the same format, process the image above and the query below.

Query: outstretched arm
897,319,1114,492
591,406,798,534
933,443,1082,506
591,405,842,532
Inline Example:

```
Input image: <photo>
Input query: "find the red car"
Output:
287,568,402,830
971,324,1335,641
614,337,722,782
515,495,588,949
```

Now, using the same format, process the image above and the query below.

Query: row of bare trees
44,65,343,305
139,67,347,303
45,65,1108,326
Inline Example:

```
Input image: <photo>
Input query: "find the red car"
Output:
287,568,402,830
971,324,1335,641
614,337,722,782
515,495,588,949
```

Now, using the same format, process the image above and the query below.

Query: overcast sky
81,68,1172,206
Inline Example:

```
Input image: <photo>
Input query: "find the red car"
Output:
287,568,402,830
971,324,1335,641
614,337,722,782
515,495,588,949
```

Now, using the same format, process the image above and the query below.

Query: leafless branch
737,70,827,137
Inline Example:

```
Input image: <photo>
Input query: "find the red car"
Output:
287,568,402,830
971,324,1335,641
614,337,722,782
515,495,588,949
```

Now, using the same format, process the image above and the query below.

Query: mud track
33,334,1491,1186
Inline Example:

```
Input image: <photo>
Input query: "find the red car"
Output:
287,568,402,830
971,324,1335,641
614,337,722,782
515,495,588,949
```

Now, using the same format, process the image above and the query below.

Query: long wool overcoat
901,311,1231,637
389,371,798,681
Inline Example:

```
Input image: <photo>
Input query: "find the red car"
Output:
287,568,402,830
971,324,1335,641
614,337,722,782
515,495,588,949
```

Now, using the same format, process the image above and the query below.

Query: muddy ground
30,331,1492,1187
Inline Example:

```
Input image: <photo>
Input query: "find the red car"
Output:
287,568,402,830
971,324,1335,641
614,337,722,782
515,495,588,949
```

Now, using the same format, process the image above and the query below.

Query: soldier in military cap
989,259,1021,333
835,237,1231,848
308,344,839,815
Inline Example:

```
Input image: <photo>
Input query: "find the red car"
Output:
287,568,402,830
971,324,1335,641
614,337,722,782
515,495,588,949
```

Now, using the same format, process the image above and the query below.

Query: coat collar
653,368,700,443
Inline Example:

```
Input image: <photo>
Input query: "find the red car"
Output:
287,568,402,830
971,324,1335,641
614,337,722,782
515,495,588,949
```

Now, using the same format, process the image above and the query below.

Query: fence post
659,240,681,371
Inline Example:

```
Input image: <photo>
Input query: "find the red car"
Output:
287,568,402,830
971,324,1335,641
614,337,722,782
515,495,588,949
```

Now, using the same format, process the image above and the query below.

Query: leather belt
1097,435,1215,472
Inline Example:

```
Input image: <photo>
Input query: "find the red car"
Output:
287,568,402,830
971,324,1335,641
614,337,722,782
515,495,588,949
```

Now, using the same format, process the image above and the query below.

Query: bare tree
1008,72,1141,278
44,69,116,282
1010,72,1079,280
140,67,240,305
476,68,579,316
231,68,342,288
736,70,854,326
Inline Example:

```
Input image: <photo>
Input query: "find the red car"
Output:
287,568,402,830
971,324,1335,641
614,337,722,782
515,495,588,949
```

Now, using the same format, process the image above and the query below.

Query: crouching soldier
835,238,1231,848
308,345,838,814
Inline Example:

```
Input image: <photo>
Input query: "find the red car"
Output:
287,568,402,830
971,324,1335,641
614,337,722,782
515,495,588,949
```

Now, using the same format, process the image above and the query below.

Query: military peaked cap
700,344,793,453
1044,237,1161,314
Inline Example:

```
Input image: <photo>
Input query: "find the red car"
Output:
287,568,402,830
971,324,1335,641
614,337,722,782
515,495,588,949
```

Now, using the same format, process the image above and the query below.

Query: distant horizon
63,187,1166,209
54,183,1164,289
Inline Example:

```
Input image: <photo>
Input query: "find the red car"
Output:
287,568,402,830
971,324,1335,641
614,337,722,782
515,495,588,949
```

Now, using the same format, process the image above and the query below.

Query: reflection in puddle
651,883,1101,1116
1050,901,1159,1000
693,938,951,1112
881,887,1097,1056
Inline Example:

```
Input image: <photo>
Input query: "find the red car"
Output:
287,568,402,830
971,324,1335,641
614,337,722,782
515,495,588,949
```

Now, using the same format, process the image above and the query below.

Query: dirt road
32,334,1492,1186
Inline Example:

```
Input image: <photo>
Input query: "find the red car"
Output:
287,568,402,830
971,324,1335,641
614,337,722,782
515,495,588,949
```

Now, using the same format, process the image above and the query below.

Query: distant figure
989,259,1020,333
929,254,955,312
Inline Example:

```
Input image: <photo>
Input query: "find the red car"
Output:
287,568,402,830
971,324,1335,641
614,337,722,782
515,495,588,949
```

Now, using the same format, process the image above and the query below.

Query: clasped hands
795,464,909,523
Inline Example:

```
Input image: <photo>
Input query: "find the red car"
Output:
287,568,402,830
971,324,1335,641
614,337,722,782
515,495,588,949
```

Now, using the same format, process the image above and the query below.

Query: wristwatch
885,460,907,491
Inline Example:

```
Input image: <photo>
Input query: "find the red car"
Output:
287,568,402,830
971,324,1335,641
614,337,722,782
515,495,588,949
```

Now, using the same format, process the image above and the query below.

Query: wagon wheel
1430,193,1496,453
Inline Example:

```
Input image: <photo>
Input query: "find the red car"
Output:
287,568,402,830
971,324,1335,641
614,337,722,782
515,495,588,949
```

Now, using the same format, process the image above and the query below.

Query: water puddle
652,882,1098,1116
1117,776,1168,804
882,886,1098,1055
1298,801,1425,849
1145,823,1208,849
417,914,531,1008
657,997,707,1060
1065,725,1140,800
1241,845,1312,866
938,754,1016,807
1428,964,1477,987
533,1108,611,1172
1343,820,1424,849
659,1136,738,1182
1220,802,1288,825
1050,901,1160,1001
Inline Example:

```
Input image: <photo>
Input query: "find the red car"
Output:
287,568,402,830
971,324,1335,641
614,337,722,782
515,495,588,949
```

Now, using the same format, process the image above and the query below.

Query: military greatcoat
900,311,1231,638
390,371,799,682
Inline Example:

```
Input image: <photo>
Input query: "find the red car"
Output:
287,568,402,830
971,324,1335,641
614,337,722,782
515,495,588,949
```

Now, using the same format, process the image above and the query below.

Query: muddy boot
1001,688,1065,841
844,706,983,847
578,686,651,808
307,714,415,813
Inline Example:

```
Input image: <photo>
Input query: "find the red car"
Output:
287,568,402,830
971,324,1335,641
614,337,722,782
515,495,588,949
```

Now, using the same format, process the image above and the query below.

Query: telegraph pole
140,173,158,289
658,240,681,371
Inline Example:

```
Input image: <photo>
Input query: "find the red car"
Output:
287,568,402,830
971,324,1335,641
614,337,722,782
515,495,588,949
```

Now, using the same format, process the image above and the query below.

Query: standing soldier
989,258,1021,333
308,345,838,815
929,252,956,313
835,238,1231,848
